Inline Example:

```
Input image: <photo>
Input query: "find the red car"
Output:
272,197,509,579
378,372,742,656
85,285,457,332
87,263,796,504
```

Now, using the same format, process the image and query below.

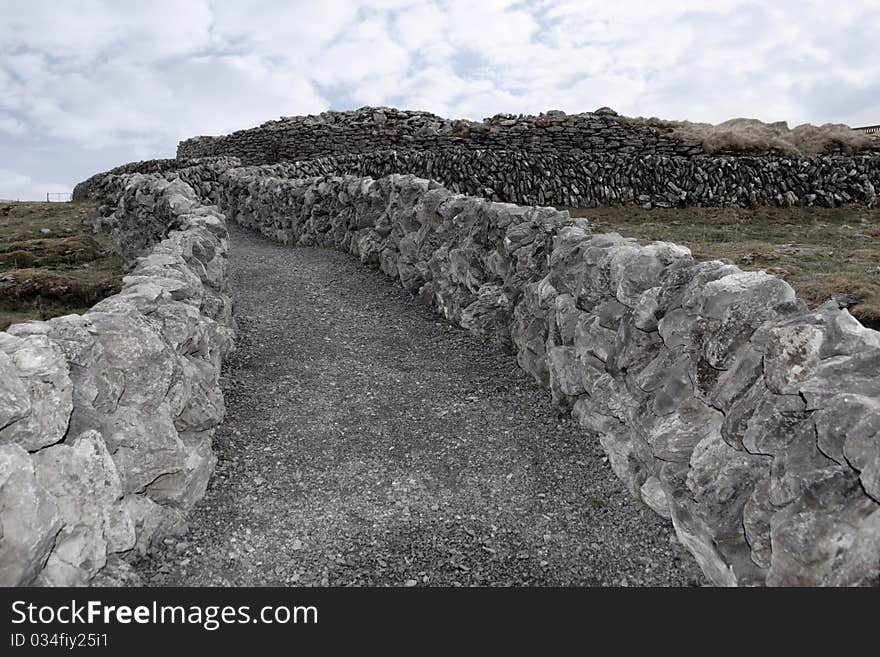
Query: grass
564,204,880,329
0,201,122,331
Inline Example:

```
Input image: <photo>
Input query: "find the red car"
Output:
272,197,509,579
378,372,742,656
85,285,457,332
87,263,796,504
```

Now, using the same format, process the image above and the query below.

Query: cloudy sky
1,0,877,200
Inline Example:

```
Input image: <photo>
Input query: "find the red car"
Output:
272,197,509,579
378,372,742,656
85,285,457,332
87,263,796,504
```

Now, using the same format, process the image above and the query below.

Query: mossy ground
0,201,122,330
565,204,880,329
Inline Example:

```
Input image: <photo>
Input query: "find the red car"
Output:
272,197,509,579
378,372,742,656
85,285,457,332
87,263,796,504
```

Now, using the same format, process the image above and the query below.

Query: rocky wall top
177,106,706,164
73,156,241,202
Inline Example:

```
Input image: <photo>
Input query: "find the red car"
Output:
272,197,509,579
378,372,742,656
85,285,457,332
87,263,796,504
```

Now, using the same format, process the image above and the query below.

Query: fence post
43,192,73,202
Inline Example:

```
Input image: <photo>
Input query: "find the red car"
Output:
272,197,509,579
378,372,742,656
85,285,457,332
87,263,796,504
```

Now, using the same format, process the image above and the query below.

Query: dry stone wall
171,106,880,209
78,148,880,212
73,106,880,210
0,174,234,586
177,106,704,164
217,168,879,586
233,149,880,209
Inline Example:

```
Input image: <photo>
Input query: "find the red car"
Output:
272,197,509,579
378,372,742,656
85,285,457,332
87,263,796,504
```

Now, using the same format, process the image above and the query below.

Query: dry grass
0,201,121,330
565,204,880,329
622,115,879,156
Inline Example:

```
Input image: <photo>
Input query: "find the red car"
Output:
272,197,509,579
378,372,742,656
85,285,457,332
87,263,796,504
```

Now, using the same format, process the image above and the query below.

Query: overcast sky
1,0,877,200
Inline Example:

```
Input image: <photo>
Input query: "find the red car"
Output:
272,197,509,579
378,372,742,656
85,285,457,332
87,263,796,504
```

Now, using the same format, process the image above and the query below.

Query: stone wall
78,149,880,211
229,149,880,208
177,106,705,164
0,174,234,586
170,106,880,209
72,156,241,202
216,168,880,586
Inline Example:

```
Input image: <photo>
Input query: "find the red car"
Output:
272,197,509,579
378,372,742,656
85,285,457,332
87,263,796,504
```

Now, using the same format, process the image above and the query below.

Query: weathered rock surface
0,174,234,586
0,333,72,451
0,444,63,586
32,431,132,586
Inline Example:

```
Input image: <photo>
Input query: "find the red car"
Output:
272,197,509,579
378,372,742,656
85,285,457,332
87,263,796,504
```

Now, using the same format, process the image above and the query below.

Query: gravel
139,224,704,586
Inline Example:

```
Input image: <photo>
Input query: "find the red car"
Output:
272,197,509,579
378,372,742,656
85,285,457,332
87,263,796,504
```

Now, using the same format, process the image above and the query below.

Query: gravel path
140,224,704,586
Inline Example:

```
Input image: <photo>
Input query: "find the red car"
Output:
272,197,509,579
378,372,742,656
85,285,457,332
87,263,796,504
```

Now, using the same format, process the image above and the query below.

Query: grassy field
565,204,880,329
0,201,122,331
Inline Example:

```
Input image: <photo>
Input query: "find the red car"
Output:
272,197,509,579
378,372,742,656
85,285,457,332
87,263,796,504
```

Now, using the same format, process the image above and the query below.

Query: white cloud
1,0,878,199
0,168,69,201
312,16,411,90
0,1,215,64
0,114,25,136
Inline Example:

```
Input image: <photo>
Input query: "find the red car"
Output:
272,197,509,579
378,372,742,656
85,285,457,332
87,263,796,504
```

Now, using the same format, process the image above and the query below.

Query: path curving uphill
140,224,703,586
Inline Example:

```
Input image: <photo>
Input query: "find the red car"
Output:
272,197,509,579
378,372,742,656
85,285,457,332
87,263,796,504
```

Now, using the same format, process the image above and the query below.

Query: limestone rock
32,431,133,586
698,271,799,370
768,471,880,586
91,555,144,587
639,476,671,518
0,444,63,586
609,241,692,308
0,333,72,451
0,351,29,438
